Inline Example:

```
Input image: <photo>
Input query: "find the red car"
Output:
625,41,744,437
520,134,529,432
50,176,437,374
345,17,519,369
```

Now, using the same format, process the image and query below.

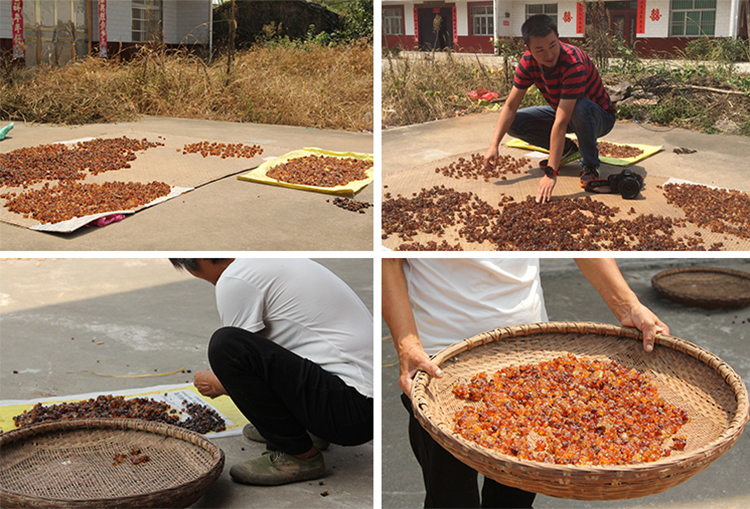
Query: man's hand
193,369,228,398
397,337,443,396
484,146,499,172
613,297,669,353
575,259,669,353
536,174,557,203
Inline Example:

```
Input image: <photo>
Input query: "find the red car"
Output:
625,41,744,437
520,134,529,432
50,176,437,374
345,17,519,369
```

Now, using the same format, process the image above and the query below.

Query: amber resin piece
452,353,689,466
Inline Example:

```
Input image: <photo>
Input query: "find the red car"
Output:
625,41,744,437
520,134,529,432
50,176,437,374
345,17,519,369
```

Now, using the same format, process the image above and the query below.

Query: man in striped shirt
484,14,616,203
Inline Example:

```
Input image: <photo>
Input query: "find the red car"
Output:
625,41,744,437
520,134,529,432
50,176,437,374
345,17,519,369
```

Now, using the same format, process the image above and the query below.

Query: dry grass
1,41,373,132
382,51,513,128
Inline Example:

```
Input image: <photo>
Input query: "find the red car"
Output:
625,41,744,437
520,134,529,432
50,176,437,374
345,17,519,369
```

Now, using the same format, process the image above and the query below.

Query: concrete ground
382,112,750,193
0,117,374,251
0,258,373,508
382,258,750,509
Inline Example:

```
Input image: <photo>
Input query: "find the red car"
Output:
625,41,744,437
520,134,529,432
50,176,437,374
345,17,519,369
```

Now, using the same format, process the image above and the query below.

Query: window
471,5,494,36
670,0,716,36
383,7,404,36
132,0,163,43
525,4,558,27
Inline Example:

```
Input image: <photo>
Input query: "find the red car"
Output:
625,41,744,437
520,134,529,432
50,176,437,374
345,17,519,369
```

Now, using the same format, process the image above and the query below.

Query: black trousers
402,394,536,509
208,326,373,455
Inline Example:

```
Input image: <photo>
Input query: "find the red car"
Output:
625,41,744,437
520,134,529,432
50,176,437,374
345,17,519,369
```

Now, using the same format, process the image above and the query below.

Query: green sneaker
230,450,325,486
242,423,330,451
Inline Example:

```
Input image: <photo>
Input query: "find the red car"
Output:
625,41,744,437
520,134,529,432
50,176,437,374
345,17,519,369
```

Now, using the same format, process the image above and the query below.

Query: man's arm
575,259,669,352
484,86,527,171
382,259,442,395
536,97,576,204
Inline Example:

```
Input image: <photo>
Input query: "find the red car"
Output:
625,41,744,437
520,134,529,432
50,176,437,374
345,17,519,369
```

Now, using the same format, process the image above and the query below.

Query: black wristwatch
544,167,559,177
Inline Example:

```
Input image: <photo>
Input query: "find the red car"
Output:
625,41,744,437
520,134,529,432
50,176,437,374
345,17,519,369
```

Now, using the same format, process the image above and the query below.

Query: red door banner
413,7,419,44
452,5,458,44
11,0,24,59
576,2,585,34
99,0,108,57
636,0,646,34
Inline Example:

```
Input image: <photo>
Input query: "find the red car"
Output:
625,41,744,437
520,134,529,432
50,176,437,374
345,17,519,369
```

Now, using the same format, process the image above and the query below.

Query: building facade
382,0,747,56
1,0,212,67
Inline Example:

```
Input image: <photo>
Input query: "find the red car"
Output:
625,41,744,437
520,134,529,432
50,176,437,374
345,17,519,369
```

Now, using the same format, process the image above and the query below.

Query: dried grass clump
0,41,373,132
382,52,511,128
1,57,139,124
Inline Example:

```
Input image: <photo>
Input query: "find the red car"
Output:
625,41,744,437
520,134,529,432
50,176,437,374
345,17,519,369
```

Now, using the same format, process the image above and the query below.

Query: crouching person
170,258,373,486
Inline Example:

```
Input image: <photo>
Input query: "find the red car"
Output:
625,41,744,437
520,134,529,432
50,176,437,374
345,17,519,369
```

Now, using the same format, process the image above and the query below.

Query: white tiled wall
1,0,12,39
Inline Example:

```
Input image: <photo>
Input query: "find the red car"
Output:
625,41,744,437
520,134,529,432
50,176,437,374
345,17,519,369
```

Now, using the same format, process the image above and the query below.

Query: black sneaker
540,141,580,169
579,165,600,188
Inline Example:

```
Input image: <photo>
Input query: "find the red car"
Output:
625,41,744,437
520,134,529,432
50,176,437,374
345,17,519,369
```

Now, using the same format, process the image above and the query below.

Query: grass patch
382,52,537,127
382,46,750,136
1,41,373,132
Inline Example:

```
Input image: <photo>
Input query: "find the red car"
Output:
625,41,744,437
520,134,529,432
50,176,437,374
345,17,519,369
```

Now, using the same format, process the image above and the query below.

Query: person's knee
208,326,245,366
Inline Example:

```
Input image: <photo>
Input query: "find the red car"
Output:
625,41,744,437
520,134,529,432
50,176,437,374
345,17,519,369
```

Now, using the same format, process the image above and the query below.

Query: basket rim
0,417,225,506
411,321,750,476
651,266,750,307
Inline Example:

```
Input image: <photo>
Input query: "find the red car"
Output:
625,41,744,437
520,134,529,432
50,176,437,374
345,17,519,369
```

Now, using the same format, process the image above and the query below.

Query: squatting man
484,14,616,204
171,258,373,486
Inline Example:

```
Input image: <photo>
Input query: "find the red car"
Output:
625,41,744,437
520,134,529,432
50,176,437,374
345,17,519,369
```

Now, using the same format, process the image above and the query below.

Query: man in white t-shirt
171,258,373,486
382,258,668,508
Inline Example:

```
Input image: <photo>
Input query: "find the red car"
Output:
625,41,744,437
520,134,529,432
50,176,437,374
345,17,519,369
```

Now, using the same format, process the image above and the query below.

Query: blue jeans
508,99,616,168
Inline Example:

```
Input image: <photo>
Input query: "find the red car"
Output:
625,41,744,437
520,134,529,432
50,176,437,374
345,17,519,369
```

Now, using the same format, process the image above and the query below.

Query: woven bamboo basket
411,322,749,501
652,266,750,309
0,418,225,508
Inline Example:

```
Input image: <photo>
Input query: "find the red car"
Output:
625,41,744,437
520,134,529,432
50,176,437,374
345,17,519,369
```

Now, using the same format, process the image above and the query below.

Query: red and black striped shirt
514,42,615,116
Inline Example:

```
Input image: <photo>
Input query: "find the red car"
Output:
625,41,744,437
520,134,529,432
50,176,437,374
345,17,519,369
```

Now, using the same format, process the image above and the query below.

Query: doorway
417,7,453,51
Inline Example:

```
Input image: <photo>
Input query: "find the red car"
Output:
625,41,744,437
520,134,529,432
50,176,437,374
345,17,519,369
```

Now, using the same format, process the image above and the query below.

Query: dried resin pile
267,155,371,187
181,141,263,159
0,137,165,187
453,354,689,466
435,153,532,181
13,395,226,434
329,197,372,213
663,182,750,240
597,141,644,159
1,181,171,224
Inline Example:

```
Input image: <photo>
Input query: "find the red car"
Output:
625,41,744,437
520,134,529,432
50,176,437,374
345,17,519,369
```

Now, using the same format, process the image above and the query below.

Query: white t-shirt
215,259,373,398
403,259,548,355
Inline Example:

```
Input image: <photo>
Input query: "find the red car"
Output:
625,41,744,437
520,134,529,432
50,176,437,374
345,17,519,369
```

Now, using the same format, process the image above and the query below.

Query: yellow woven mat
238,147,374,196
0,384,249,438
507,136,663,167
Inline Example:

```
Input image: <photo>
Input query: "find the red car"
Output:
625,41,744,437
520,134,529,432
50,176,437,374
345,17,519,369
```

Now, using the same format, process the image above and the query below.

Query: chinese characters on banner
413,7,419,44
452,5,457,44
11,0,23,59
563,11,572,24
637,0,646,33
576,2,585,34
99,0,108,58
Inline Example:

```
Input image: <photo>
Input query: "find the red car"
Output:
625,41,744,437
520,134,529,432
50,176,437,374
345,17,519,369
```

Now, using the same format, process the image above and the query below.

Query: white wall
164,0,210,45
104,0,131,43
457,0,469,37
384,0,736,43
715,0,734,36
94,0,209,44
641,0,669,38
404,2,415,35
0,0,12,39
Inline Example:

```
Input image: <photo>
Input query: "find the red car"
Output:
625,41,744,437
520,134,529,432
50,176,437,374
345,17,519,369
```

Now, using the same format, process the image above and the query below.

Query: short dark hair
521,14,558,46
169,259,230,272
